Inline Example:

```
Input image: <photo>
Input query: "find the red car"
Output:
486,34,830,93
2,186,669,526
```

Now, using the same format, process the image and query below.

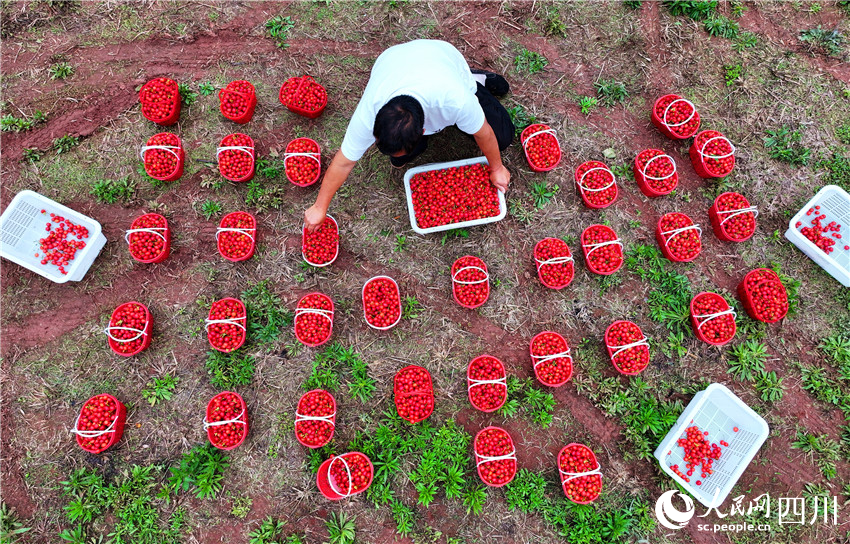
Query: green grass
90,176,135,204
623,0,643,8
764,126,811,166
791,430,841,479
723,63,742,86
514,47,548,74
1,110,46,132
819,151,850,192
836,121,850,145
625,245,692,335
198,81,215,96
594,79,628,106
728,339,767,381
579,96,598,115
703,15,739,39
497,376,556,428
22,148,42,162
0,503,31,543
205,350,256,389
53,134,80,153
326,512,356,544
799,27,845,56
402,296,423,320
178,82,198,106
48,61,74,79
663,0,717,20
732,31,759,51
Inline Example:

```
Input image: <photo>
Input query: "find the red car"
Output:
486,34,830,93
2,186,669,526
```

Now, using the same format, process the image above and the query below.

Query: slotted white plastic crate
653,383,769,508
0,190,107,283
403,156,507,235
785,184,850,287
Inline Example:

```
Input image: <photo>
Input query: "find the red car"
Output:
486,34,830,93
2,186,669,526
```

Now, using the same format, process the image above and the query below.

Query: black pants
390,83,515,167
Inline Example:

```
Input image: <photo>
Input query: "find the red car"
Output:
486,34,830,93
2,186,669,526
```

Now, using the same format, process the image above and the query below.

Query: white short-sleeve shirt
339,40,485,162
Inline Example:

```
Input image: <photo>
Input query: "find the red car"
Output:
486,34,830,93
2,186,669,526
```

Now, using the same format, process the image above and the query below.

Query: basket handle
717,206,758,226
699,135,735,160
640,154,677,181
694,307,736,329
582,239,623,258
660,224,702,248
140,145,181,162
295,410,336,426
475,448,516,467
124,227,167,245
662,98,696,128
606,337,649,359
521,127,559,150
534,254,574,270
531,349,572,369
452,265,489,285
284,151,322,166
104,326,147,343
294,307,334,323
327,455,354,498
578,166,616,193
216,227,256,243
467,376,507,392
218,87,253,101
203,408,246,429
559,466,602,483
216,145,254,160
204,315,247,332
71,407,118,438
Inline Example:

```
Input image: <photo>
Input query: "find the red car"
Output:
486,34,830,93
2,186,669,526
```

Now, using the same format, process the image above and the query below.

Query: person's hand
304,204,327,233
490,164,510,193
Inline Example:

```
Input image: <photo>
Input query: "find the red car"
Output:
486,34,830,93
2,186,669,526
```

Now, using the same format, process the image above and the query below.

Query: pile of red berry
219,80,256,123
409,163,500,229
530,332,572,386
279,75,328,117
605,321,650,375
652,94,700,139
739,268,788,323
575,160,617,208
217,133,254,182
796,205,845,254
691,130,735,178
362,276,401,329
691,293,736,345
74,394,124,453
139,77,179,124
520,123,561,171
295,293,334,347
534,238,574,289
558,443,603,503
217,211,256,261
106,302,151,356
206,298,247,352
302,216,339,266
285,138,321,186
475,427,517,487
657,213,702,262
467,355,507,412
37,211,89,275
581,224,623,274
127,213,169,263
295,390,336,448
451,255,489,308
324,452,373,498
205,391,247,450
394,365,434,423
142,133,183,181
669,426,727,485
634,149,678,196
712,192,757,242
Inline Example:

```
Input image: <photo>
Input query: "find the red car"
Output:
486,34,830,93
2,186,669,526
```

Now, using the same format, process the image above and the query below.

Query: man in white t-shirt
304,39,514,231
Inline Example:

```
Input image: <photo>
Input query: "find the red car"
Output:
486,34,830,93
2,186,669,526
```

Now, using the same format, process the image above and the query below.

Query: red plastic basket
74,393,127,454
294,292,335,347
558,443,602,504
604,321,650,375
126,213,170,264
279,75,328,119
302,214,339,267
141,133,184,182
533,238,574,289
219,80,257,124
362,276,402,330
709,192,757,243
690,130,735,178
139,77,181,126
393,365,435,423
651,94,700,140
474,426,517,487
217,133,255,182
633,149,678,197
294,389,336,449
316,452,374,500
285,137,322,187
451,255,489,309
529,331,573,387
656,213,702,263
737,268,788,323
205,391,248,451
690,292,737,346
205,297,247,352
520,123,562,172
217,211,257,262
467,355,507,412
106,301,152,357
581,224,624,275
575,161,618,209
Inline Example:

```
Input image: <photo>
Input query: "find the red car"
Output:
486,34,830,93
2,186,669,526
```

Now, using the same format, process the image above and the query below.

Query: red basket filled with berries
534,238,574,289
302,215,339,267
217,133,255,182
690,130,735,178
362,276,402,330
73,393,127,454
294,389,336,449
394,365,435,424
316,452,374,500
218,80,257,124
285,137,322,187
204,391,248,451
217,211,256,262
634,149,678,197
604,321,650,375
710,192,757,243
140,133,184,182
474,426,517,487
581,224,624,275
656,212,702,262
690,292,736,346
205,297,247,353
105,301,152,357
558,443,603,504
651,94,700,140
737,268,788,323
520,123,562,172
575,160,617,209
530,331,573,387
295,292,334,347
139,77,181,126
451,255,489,309
126,213,170,264
279,75,328,119
467,355,507,412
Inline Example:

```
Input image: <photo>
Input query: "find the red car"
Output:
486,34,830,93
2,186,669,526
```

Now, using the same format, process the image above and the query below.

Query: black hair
373,95,424,155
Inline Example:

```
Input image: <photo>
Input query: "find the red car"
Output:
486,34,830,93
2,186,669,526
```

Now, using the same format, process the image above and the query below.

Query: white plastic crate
0,190,107,283
653,383,769,508
403,156,507,235
785,184,850,287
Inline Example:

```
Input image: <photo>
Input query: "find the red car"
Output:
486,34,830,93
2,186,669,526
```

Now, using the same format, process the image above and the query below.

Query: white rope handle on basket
452,266,489,285
468,376,507,392
295,409,336,425
717,206,759,226
124,227,167,244
532,349,573,369
71,409,118,438
204,315,247,332
583,239,623,258
694,307,737,330
295,307,334,323
559,466,603,483
284,151,321,166
662,98,696,128
606,338,649,359
641,154,677,181
215,227,256,243
203,408,246,430
476,448,517,467
139,145,180,162
579,167,616,192
522,128,559,151
104,326,146,343
216,145,254,159
327,456,354,498
534,255,574,268
661,225,702,248
699,136,736,160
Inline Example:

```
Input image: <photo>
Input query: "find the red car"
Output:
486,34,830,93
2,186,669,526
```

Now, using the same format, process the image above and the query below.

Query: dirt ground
1,1,849,544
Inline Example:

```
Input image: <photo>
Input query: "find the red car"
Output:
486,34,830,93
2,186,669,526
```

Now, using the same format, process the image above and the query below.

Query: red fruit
452,255,489,308
217,133,255,182
530,332,572,386
279,75,328,117
521,124,561,171
217,211,256,262
37,214,89,274
106,302,151,356
302,216,339,266
362,276,401,329
534,238,574,289
653,94,700,138
657,212,702,262
139,77,179,124
141,132,183,181
394,365,434,423
74,394,124,453
322,452,373,498
690,292,736,345
669,425,728,485
739,268,788,323
409,163,500,229
635,149,678,196
206,298,247,353
798,208,843,255
474,427,517,487
467,355,507,412
294,389,335,448
218,80,256,123
205,391,248,450
285,137,321,186
127,213,169,263
692,130,735,178
295,293,334,347
558,443,602,503
605,321,650,375
581,224,623,274
575,161,617,208
712,192,757,242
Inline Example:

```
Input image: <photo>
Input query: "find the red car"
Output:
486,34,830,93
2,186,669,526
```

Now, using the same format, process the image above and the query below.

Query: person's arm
473,120,510,192
304,150,358,232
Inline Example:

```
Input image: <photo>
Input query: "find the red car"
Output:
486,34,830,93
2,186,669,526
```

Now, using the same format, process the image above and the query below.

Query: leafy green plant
198,81,215,96
22,147,42,162
48,61,74,79
141,374,178,406
402,296,423,320
230,494,252,518
754,370,784,403
440,228,469,245
625,245,692,335
462,485,487,515
394,234,408,252
497,377,555,428
200,200,222,219
265,15,295,47
205,350,256,389
730,0,745,16
703,15,738,39
514,47,548,74
836,121,850,145
723,63,742,86
623,0,643,8
791,430,841,479
594,79,628,106
1,503,31,543
178,82,198,106
505,469,548,513
391,500,414,536
326,512,356,544
531,181,558,208
819,151,850,192
799,27,844,56
662,331,688,358
248,517,285,544
59,525,86,543
244,179,285,212
578,95,598,115
169,444,230,498
663,0,717,20
764,126,811,165
509,198,535,224
732,31,759,51
728,339,768,381
53,134,79,153
91,176,135,204
1,110,45,132
506,104,537,136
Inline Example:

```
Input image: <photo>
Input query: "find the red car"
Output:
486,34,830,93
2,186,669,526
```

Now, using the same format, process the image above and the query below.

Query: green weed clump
303,343,376,402
497,376,556,428
663,0,717,21
764,126,811,166
1,110,46,132
514,47,548,74
91,176,135,204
